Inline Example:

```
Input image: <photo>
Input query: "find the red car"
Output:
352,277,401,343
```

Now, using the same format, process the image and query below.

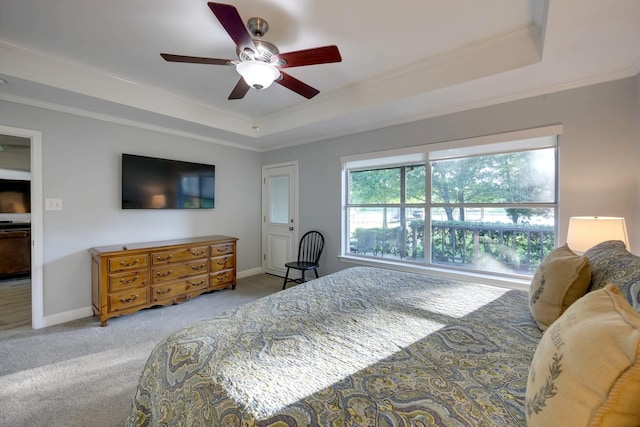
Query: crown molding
263,66,637,152
0,92,260,152
256,24,543,137
0,39,257,138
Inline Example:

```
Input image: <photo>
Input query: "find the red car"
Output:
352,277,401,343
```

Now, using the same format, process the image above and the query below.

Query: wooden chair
282,231,325,290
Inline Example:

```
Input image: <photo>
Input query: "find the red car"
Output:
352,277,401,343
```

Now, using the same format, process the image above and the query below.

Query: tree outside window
346,146,557,276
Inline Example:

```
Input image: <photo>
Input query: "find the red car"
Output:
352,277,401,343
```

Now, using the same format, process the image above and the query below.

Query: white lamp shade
566,216,629,253
236,61,280,90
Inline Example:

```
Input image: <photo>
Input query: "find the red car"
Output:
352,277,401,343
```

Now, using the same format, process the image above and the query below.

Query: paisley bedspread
127,266,540,426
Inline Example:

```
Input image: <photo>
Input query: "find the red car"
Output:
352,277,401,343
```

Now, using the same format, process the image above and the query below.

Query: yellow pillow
525,284,640,426
529,244,591,331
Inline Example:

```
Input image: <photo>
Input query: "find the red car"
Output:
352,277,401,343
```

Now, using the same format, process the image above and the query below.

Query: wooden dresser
89,235,237,326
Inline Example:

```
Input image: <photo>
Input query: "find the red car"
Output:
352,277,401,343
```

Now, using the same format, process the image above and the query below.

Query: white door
262,162,298,276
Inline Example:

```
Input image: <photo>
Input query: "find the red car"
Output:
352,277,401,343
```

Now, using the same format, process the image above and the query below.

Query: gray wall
0,100,263,319
262,76,640,275
1,74,638,323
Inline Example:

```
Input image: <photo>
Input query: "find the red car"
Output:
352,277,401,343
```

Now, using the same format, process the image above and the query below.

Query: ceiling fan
160,2,342,100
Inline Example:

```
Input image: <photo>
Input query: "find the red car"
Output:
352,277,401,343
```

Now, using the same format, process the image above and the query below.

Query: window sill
337,254,531,291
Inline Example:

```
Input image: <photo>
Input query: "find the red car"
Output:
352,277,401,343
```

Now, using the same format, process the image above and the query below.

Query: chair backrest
297,231,325,264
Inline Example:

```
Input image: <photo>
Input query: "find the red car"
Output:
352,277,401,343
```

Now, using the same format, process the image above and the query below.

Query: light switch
45,198,63,211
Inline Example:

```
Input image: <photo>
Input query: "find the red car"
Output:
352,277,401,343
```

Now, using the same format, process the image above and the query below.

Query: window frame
340,125,562,284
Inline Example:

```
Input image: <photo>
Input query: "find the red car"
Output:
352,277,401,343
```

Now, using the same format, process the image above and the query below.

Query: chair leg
282,267,290,290
314,268,319,279
301,270,306,283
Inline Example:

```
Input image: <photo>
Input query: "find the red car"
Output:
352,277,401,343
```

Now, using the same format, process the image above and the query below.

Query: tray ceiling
0,0,639,150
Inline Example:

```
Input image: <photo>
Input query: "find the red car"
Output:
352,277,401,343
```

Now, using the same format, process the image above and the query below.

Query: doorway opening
0,125,44,330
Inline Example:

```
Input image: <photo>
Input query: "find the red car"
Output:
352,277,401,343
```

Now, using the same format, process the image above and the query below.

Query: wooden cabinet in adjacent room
90,235,237,326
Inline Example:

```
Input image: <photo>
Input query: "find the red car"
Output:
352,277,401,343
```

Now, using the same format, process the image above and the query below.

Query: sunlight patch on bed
403,281,511,318
212,280,508,419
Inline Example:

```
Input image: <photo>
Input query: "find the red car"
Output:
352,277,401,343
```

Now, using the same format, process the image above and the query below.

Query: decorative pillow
584,240,640,312
529,244,590,331
525,284,640,426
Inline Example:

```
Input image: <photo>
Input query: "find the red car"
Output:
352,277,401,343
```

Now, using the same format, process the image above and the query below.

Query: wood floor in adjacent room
0,278,31,330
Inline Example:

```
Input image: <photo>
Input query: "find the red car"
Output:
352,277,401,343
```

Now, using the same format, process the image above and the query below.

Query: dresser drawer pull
119,275,139,284
157,270,173,277
215,275,227,282
191,264,206,271
190,249,206,256
215,246,230,253
120,259,140,267
156,254,173,261
156,288,172,295
188,280,206,287
215,259,227,266
120,294,139,303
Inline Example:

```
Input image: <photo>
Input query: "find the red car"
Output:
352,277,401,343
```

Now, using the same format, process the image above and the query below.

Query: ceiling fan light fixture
236,60,280,90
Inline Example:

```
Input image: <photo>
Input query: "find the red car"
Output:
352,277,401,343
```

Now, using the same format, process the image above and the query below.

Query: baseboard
41,268,264,328
43,306,94,328
237,267,263,279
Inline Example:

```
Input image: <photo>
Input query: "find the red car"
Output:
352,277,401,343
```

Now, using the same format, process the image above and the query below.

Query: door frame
0,124,44,329
262,161,299,275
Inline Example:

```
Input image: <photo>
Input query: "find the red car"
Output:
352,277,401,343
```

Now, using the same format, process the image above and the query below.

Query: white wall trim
237,267,264,279
341,124,565,165
0,39,253,137
0,124,44,329
43,306,94,328
39,267,266,327
263,67,638,152
0,92,260,152
338,255,530,291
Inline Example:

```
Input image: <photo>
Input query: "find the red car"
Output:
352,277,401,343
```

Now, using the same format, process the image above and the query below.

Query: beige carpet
0,273,284,427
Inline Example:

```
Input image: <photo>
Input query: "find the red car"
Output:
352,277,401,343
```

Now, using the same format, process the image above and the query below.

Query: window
348,165,427,261
343,127,560,278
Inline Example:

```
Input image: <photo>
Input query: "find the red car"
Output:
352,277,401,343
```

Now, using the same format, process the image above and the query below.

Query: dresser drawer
108,270,148,293
108,254,149,273
210,254,234,272
210,242,234,257
152,260,209,284
109,287,149,313
151,245,208,265
151,274,209,303
90,235,237,326
210,270,234,289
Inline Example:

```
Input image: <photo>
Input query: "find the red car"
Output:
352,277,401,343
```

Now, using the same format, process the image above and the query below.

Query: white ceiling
0,0,639,151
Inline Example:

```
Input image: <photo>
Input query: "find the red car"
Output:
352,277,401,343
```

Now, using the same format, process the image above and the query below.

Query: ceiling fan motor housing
237,39,279,63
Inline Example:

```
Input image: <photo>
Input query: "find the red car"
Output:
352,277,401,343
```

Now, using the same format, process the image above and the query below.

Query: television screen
0,179,31,213
121,154,215,209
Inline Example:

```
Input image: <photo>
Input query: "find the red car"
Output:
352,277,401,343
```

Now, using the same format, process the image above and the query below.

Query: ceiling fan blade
272,45,342,69
276,72,320,99
160,53,234,66
208,2,256,55
228,78,250,100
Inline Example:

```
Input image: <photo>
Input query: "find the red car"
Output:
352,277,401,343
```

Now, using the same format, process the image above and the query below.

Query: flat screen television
0,179,31,213
121,154,215,209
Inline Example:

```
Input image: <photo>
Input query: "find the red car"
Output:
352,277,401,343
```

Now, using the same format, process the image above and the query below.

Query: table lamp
566,216,629,254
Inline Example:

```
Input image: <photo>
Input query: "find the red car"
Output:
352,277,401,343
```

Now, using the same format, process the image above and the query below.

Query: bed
127,266,542,426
